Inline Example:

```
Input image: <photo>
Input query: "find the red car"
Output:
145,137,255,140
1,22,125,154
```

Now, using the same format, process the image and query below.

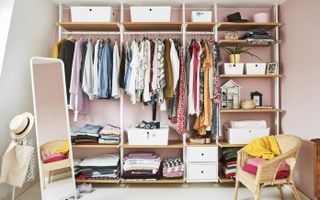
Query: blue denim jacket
98,38,113,98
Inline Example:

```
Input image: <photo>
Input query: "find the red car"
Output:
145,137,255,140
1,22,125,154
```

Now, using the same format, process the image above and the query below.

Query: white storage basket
130,6,171,22
127,126,169,145
191,11,212,22
245,63,266,75
223,63,244,75
224,126,270,144
70,6,114,22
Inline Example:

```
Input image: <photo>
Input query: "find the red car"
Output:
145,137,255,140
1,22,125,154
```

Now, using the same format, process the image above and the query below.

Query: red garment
242,163,290,180
177,48,186,135
192,42,201,112
43,153,67,163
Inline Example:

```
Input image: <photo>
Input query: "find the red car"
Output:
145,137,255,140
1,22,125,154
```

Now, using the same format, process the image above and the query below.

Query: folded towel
230,120,267,129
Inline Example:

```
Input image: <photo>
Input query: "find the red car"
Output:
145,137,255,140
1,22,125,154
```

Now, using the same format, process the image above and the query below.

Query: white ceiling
50,0,287,7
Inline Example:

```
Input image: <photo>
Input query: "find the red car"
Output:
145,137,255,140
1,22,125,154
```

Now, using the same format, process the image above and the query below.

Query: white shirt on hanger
128,40,139,104
93,39,100,98
169,39,180,92
111,41,120,99
82,39,94,100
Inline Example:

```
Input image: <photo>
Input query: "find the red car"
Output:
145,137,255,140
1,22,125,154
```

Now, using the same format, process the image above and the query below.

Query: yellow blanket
52,141,69,154
242,136,281,160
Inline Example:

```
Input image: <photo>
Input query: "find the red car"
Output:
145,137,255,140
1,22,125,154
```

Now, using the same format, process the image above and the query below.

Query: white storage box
187,147,218,162
187,163,218,182
245,63,266,75
224,126,270,144
223,63,244,75
127,126,169,145
130,6,171,22
192,11,212,22
70,6,114,22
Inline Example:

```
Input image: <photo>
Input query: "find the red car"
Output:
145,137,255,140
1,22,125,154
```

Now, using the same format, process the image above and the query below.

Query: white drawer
187,147,218,162
187,163,218,182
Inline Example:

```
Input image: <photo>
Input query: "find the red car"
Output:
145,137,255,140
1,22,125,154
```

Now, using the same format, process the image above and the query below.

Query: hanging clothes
155,39,166,104
93,39,101,98
58,39,75,103
98,38,113,99
69,38,89,121
163,39,174,99
143,39,152,103
170,39,180,91
119,43,126,89
124,41,132,93
82,39,94,100
112,41,120,99
128,40,139,104
176,45,186,135
52,39,66,58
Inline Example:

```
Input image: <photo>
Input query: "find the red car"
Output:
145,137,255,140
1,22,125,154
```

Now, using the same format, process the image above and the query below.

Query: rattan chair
234,135,302,200
40,140,71,189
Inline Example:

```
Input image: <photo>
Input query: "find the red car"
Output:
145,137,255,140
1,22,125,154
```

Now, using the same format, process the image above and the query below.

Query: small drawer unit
187,163,218,182
127,126,169,145
187,146,218,162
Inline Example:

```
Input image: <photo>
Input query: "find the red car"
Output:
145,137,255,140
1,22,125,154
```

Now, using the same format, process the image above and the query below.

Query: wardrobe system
55,1,282,185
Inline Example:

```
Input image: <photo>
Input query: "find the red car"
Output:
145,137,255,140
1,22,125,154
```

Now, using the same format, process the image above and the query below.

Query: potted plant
223,46,261,63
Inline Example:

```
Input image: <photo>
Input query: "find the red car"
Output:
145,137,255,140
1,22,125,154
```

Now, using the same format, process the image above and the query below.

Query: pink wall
280,0,320,198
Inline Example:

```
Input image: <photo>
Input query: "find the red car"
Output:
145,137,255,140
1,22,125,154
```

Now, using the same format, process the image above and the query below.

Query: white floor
17,182,310,200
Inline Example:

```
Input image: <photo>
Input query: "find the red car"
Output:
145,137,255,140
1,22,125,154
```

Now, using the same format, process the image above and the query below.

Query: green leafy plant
223,46,261,60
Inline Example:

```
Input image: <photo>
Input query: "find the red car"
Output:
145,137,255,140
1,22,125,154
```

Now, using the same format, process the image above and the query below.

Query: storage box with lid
127,126,169,145
224,125,270,144
191,11,212,22
245,63,266,75
223,63,244,75
130,6,171,22
70,6,115,22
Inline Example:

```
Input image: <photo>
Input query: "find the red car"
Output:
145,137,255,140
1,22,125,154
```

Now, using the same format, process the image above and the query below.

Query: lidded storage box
224,125,270,144
191,11,212,22
127,126,169,145
130,6,171,22
245,63,266,75
70,6,115,22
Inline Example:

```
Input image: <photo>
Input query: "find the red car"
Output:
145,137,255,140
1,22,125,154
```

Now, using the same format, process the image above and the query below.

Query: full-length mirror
30,57,76,200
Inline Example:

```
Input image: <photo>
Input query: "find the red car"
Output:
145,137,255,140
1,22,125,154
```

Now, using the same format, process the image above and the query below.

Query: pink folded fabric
42,153,67,163
242,162,290,180
246,157,267,167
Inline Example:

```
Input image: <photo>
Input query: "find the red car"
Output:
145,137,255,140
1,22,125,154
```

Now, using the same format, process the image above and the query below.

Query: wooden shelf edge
219,40,281,47
123,22,182,32
220,108,282,113
218,140,246,148
121,179,185,184
72,144,120,148
186,142,218,147
57,22,120,32
122,141,184,149
220,74,282,78
75,179,120,183
218,172,236,183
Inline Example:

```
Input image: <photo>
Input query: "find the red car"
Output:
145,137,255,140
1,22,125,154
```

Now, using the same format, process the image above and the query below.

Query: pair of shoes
136,121,160,129
77,183,93,193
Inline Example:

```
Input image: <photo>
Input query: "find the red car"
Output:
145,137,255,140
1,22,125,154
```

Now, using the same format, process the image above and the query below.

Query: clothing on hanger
111,40,120,99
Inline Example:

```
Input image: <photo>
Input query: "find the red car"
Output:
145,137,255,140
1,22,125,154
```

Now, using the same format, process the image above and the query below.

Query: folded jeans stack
122,152,161,180
76,154,120,180
71,124,103,144
162,157,184,179
240,28,275,45
220,148,240,179
98,124,121,145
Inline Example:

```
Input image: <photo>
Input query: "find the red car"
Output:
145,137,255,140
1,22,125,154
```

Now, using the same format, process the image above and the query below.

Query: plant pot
230,54,240,63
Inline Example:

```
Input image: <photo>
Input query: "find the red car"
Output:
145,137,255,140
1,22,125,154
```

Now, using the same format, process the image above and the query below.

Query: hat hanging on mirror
9,112,34,139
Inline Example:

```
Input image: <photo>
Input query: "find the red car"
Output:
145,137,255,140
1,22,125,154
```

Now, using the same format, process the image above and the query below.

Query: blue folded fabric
75,124,103,134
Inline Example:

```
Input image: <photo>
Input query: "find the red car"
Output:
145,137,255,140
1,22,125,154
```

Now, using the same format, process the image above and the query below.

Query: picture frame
250,91,263,106
267,62,278,74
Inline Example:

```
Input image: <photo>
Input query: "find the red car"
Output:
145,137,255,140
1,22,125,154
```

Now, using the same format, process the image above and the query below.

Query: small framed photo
251,91,263,106
267,62,278,74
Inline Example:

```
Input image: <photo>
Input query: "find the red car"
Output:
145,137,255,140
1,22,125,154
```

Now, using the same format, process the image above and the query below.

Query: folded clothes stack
240,28,275,45
162,157,184,179
98,124,121,145
71,124,103,144
122,152,161,180
220,148,240,179
76,154,120,180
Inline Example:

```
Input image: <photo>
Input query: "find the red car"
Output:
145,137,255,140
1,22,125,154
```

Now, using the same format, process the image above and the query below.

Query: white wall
0,0,14,76
0,0,58,199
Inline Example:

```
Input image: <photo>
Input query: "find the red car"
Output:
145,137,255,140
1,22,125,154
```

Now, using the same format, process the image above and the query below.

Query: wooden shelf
218,140,246,148
218,22,281,31
72,144,120,148
75,179,120,184
57,22,120,32
219,39,281,47
123,141,183,149
218,172,236,183
186,142,218,147
221,108,281,113
220,74,282,78
121,179,184,184
123,22,182,32
186,22,216,32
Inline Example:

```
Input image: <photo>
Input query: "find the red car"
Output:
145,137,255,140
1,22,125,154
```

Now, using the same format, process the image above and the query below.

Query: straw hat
9,112,34,139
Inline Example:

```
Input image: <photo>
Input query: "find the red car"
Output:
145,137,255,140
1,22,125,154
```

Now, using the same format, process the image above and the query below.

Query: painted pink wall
280,0,320,198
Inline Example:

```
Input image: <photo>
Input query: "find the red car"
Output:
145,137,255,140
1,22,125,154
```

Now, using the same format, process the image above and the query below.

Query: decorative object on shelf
191,11,212,22
232,95,240,109
245,63,266,75
221,80,241,109
266,62,278,74
225,32,239,40
250,91,263,106
223,46,261,63
223,63,244,75
241,99,256,110
253,12,270,23
130,6,171,22
226,12,249,22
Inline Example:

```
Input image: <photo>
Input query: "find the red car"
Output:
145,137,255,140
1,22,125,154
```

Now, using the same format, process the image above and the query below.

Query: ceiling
50,0,287,7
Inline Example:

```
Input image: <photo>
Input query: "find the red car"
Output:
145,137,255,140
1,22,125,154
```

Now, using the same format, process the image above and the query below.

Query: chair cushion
42,152,67,163
242,161,290,179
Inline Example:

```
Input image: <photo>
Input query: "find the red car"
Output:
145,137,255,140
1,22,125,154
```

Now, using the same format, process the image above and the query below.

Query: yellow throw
52,140,69,154
242,136,281,160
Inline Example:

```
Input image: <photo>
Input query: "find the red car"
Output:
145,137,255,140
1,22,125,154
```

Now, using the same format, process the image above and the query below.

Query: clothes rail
61,31,121,35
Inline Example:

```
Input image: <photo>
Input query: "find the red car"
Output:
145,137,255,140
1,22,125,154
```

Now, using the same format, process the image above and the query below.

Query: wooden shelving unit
121,179,185,184
218,22,281,31
220,74,282,78
219,39,281,47
218,172,235,183
220,108,281,113
123,22,182,32
186,22,216,32
186,142,218,147
218,140,246,148
72,144,120,148
57,22,120,32
75,179,120,184
122,140,184,149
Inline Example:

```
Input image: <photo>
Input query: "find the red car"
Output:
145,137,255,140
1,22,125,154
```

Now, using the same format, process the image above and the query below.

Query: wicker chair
40,140,71,189
234,135,302,200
